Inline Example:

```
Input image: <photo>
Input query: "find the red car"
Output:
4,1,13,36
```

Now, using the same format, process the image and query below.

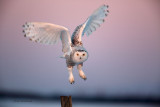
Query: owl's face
72,50,88,64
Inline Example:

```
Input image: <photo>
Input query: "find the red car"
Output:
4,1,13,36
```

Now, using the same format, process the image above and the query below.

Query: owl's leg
67,66,74,84
77,63,87,80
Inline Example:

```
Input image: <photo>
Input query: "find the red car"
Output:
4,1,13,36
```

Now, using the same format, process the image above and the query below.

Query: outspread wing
23,22,72,54
71,4,109,45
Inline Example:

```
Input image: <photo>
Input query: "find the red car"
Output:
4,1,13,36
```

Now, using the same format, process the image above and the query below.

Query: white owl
22,4,109,84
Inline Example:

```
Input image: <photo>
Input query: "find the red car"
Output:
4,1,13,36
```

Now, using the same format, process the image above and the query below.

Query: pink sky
0,0,160,97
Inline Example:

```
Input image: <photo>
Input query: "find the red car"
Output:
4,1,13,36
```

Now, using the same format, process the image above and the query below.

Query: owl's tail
59,54,65,59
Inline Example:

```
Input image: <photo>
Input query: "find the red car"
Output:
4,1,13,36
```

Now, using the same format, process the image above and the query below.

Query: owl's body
22,4,109,84
66,46,88,66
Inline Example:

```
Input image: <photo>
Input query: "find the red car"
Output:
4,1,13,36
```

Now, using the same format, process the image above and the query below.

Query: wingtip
106,5,109,8
103,4,109,8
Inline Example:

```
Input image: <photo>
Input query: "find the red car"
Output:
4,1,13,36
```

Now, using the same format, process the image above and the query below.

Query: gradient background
0,0,160,98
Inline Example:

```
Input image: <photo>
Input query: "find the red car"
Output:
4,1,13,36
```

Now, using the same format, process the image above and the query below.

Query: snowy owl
22,4,109,84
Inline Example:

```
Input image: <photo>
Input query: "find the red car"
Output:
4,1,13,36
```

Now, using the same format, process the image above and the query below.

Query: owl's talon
80,74,87,80
69,76,75,84
70,81,75,84
79,70,87,80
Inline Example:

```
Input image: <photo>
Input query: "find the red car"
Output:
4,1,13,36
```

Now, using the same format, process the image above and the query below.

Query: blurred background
0,0,160,106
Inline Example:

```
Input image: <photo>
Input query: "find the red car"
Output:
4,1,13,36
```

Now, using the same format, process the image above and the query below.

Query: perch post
60,96,72,107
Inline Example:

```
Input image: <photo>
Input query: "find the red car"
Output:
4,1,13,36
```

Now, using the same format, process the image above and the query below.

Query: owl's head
72,49,89,63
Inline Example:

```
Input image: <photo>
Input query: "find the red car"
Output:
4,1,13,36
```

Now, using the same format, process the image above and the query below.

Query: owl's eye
82,54,85,56
77,53,79,56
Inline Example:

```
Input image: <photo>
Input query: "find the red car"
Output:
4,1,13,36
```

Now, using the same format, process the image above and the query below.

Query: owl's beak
80,57,82,59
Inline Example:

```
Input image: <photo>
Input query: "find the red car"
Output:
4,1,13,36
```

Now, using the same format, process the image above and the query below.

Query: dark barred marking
71,24,83,45
77,50,86,52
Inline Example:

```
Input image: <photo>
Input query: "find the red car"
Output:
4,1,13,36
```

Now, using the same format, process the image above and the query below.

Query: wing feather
22,22,72,54
71,4,109,45
82,4,109,36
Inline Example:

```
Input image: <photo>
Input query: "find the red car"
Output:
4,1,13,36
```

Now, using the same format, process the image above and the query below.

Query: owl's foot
67,66,74,84
79,70,87,80
69,75,75,84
